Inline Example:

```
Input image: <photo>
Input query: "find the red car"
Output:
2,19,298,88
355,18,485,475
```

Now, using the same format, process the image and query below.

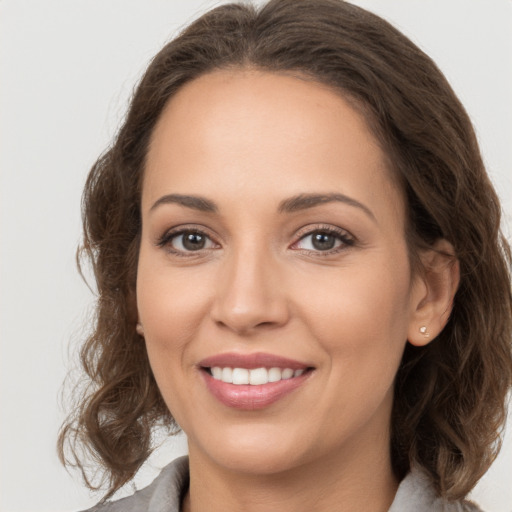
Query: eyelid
156,224,220,255
294,223,353,239
155,223,355,256
291,224,356,254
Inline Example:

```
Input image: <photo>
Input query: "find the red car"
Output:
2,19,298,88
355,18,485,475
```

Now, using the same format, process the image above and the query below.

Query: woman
58,0,512,510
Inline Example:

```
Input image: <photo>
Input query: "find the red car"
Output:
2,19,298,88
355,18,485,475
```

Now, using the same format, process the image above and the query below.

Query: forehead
143,69,404,224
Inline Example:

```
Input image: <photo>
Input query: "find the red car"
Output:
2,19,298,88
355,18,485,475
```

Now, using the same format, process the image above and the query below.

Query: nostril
255,321,276,328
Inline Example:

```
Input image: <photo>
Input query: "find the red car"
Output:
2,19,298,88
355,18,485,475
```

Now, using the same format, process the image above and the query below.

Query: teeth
282,368,294,379
268,367,282,383
232,368,249,385
221,367,233,383
211,367,222,380
249,367,268,385
210,366,306,385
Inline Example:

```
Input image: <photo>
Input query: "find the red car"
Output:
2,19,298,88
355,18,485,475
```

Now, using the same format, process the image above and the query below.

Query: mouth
198,353,315,410
203,366,310,385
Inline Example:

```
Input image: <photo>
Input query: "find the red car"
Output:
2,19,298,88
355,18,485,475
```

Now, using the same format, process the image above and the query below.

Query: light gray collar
388,468,483,512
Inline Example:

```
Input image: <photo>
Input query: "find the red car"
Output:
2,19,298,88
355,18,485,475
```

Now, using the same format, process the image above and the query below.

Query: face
137,69,424,476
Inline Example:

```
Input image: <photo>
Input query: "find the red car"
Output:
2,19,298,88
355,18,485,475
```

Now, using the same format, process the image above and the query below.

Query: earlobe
408,239,460,347
136,322,145,337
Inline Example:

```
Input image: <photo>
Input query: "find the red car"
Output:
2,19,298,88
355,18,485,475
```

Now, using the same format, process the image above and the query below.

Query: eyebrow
278,193,376,222
150,194,218,213
149,192,375,222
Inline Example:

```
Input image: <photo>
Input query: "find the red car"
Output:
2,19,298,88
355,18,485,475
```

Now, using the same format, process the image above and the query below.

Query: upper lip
198,352,311,370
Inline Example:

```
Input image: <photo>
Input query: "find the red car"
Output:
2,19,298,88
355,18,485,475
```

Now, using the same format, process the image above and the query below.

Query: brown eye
181,232,206,250
311,232,337,251
169,230,214,252
294,228,354,253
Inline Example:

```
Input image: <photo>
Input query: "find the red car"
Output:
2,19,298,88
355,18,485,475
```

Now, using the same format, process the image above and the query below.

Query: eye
293,227,354,253
158,229,217,254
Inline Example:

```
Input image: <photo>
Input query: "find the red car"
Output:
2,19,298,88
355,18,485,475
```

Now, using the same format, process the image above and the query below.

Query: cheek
298,254,412,367
137,251,212,343
136,254,213,423
297,260,412,433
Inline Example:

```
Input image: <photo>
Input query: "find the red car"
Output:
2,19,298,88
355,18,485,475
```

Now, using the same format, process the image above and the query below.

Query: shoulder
389,469,484,512
79,456,189,512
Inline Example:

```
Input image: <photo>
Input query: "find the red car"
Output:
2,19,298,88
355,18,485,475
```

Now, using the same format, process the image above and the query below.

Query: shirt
82,456,483,512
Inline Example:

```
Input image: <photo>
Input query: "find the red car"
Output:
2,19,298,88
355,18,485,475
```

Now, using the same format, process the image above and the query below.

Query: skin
137,69,459,512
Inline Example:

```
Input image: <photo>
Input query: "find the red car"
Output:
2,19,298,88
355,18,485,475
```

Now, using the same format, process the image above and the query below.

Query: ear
407,239,460,347
136,322,145,337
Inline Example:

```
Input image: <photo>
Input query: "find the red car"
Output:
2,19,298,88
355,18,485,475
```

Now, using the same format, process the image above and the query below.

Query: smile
208,366,305,385
198,353,314,410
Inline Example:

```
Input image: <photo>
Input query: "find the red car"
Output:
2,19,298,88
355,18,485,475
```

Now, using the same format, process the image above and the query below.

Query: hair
58,0,512,502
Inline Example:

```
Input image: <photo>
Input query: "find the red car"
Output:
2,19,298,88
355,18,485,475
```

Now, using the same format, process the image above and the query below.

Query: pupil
183,232,205,250
312,232,335,251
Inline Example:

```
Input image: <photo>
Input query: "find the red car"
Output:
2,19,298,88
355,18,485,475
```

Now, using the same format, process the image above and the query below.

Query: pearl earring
136,323,144,336
419,326,430,338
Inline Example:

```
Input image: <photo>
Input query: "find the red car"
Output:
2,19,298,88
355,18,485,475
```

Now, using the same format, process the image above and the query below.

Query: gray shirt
83,456,483,512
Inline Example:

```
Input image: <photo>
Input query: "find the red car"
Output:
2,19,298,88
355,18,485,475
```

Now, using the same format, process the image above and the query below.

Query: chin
189,423,315,476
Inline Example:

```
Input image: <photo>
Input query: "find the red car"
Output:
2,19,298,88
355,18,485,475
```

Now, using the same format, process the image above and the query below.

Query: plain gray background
1,1,511,511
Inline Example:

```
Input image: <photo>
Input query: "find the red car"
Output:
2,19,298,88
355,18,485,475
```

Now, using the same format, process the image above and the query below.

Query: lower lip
202,370,311,410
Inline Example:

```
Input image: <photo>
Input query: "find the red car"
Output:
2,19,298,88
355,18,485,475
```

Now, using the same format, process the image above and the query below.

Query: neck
182,430,399,512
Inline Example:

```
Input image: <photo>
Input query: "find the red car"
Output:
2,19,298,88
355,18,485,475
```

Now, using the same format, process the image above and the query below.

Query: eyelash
292,225,355,256
156,224,355,257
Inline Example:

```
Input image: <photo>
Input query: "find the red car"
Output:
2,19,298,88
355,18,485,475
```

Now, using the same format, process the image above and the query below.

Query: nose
210,246,290,335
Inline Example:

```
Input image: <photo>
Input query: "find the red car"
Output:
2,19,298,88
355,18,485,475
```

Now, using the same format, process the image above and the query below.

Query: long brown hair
58,0,512,501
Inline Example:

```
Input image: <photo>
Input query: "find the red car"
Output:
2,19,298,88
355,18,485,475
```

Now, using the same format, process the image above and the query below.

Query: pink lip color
198,352,312,410
199,352,309,370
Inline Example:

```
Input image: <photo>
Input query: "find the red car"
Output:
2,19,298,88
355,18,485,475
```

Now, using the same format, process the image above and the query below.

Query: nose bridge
211,238,288,333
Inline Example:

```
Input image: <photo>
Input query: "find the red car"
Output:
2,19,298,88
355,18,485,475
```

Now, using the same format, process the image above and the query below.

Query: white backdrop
1,1,511,511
